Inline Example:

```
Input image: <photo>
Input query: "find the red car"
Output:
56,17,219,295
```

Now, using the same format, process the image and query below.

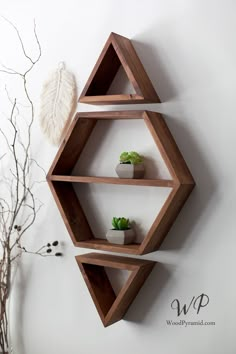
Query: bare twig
0,17,44,353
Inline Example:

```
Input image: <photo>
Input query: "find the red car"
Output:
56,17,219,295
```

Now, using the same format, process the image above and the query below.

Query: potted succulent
106,217,136,245
115,151,145,179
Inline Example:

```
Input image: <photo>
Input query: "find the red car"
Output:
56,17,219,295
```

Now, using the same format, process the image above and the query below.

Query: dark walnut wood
50,175,175,187
75,253,156,326
47,110,195,255
79,32,160,105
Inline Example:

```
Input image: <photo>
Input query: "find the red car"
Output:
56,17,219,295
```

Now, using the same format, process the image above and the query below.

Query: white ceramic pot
106,229,136,244
115,163,145,179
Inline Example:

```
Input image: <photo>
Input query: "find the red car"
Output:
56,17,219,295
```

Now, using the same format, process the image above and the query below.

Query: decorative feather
39,62,77,146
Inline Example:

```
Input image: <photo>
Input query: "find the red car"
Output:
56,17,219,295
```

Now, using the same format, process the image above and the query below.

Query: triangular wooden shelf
79,32,161,105
75,253,155,327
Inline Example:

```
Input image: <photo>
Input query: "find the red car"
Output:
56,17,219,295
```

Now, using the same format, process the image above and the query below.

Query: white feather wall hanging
39,62,77,146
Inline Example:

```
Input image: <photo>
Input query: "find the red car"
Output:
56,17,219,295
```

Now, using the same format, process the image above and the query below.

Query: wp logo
171,293,209,316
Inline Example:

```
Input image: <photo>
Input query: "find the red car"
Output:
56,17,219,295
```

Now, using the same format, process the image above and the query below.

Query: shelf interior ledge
49,175,175,187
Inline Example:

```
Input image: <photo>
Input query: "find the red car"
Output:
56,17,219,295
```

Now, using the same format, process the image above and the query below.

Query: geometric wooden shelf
47,110,195,255
75,253,156,326
79,32,161,105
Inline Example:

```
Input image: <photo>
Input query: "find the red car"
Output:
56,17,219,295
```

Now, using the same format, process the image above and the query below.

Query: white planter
115,163,145,179
106,229,136,244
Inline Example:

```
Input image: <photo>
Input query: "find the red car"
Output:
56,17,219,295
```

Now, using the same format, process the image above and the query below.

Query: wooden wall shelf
47,32,196,327
47,110,195,255
79,32,160,105
75,253,155,327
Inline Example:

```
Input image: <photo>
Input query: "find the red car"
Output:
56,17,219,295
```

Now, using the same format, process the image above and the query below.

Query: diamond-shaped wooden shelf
47,110,195,255
75,252,155,326
79,32,160,105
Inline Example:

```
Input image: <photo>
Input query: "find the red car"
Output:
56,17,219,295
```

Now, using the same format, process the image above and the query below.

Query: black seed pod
46,248,52,253
52,241,59,246
55,252,62,257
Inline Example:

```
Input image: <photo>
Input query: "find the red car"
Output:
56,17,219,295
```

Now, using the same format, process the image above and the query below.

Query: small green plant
119,151,143,165
112,217,130,230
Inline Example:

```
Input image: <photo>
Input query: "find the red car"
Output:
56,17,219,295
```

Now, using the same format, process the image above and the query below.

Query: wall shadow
132,39,179,102
124,263,171,324
159,116,217,251
12,259,32,354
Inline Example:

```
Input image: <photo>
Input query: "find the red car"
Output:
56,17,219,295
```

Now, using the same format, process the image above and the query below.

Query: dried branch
0,17,46,354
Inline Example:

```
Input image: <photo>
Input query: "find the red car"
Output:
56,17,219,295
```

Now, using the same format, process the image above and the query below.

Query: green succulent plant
119,151,143,165
112,217,130,230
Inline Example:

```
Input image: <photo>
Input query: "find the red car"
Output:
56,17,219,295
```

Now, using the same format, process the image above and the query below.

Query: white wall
0,0,235,353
